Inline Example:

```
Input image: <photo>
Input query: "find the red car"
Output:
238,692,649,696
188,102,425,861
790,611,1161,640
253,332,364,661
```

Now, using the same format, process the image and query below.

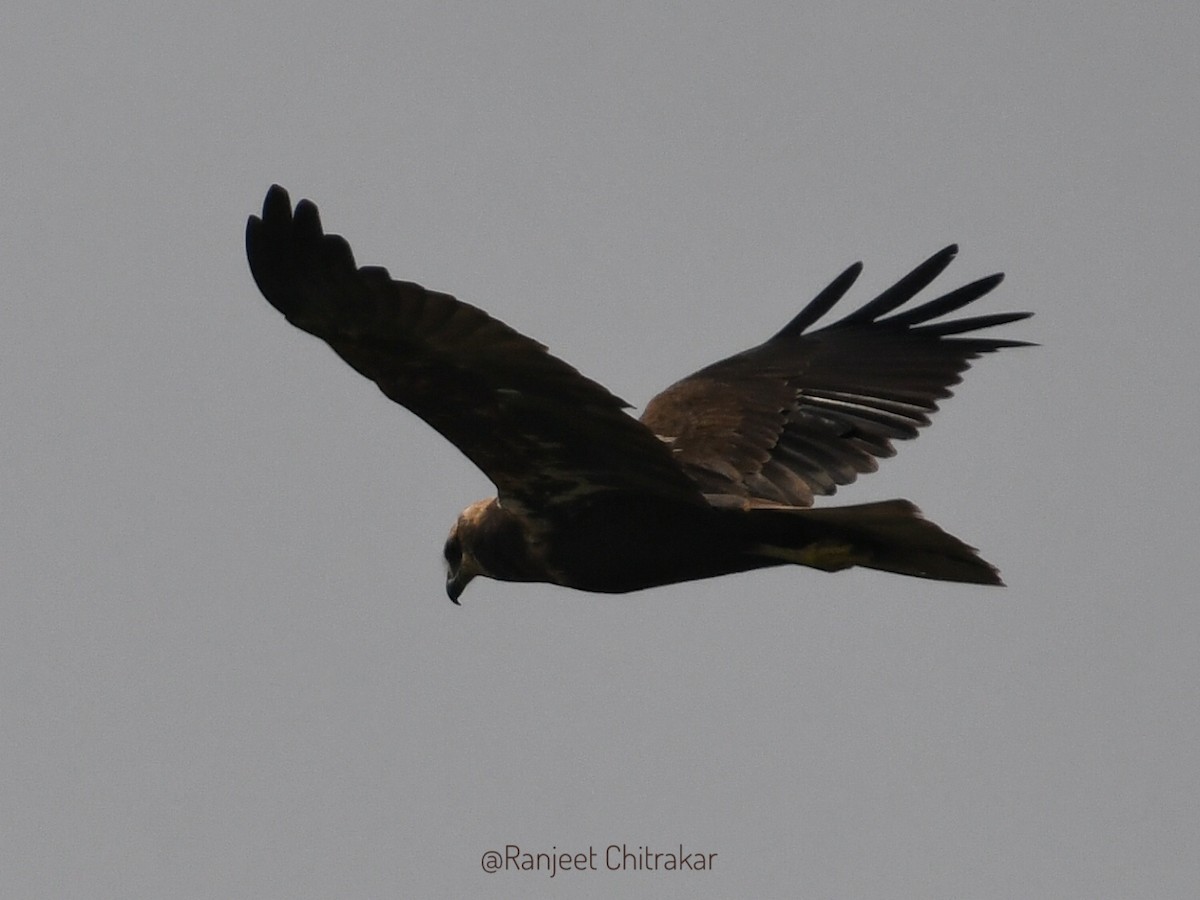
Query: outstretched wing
247,186,704,513
640,245,1032,508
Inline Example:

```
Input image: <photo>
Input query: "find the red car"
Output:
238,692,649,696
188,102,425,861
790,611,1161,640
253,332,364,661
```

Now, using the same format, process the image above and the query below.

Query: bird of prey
247,185,1031,603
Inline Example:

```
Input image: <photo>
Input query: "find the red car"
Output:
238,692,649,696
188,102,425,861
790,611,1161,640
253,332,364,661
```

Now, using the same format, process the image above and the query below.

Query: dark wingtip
247,186,299,302
264,183,291,212
247,185,293,246
830,243,962,328
771,260,864,340
927,244,959,268
292,197,323,238
254,185,293,231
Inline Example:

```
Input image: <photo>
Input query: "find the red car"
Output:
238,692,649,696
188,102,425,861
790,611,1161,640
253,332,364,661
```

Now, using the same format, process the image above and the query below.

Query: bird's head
443,498,493,604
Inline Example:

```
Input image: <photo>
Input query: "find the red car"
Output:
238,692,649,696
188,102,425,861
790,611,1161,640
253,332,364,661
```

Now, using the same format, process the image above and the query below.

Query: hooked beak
446,570,473,605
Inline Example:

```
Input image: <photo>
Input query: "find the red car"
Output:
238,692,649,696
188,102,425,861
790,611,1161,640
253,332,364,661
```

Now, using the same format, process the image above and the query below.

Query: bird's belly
540,499,759,593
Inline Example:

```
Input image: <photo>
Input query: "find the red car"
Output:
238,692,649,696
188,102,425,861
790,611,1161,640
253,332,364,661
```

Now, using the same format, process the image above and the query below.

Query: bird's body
247,186,1031,602
446,494,748,595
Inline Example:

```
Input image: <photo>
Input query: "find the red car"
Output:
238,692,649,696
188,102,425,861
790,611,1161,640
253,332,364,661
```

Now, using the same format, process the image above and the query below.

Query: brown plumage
246,185,1032,602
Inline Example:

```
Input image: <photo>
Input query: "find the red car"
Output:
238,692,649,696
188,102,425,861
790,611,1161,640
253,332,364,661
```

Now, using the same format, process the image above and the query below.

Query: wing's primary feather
826,244,959,327
772,261,863,339
247,185,704,513
640,246,1032,508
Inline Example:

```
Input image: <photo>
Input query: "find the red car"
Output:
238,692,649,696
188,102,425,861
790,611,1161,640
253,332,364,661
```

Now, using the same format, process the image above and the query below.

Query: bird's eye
444,537,462,570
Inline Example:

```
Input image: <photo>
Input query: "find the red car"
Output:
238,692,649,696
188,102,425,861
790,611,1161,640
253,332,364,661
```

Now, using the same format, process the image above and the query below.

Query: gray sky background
4,2,1198,897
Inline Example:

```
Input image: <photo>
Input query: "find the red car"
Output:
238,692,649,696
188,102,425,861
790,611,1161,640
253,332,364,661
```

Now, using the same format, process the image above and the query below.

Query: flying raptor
247,186,1031,602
